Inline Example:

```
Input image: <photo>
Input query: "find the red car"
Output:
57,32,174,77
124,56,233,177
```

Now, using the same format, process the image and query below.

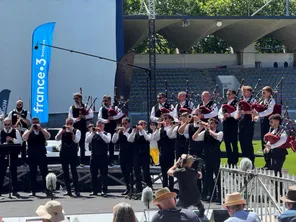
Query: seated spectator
36,200,67,222
152,187,201,222
113,202,138,222
223,192,261,222
278,185,296,222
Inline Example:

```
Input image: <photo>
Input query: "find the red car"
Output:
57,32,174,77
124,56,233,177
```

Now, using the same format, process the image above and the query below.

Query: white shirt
7,109,32,123
258,98,276,118
2,128,22,144
112,128,131,144
127,130,151,143
68,105,94,123
55,128,81,143
266,128,287,149
193,130,223,142
172,100,195,122
150,103,174,123
97,106,124,124
218,99,236,122
152,125,177,141
22,129,51,141
85,131,111,144
0,108,4,119
181,122,200,139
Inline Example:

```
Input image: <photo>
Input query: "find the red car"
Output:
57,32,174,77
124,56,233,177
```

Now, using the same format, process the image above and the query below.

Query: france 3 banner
31,22,56,123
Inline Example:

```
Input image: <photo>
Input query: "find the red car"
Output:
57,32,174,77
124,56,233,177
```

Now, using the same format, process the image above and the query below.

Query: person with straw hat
278,185,296,222
223,192,260,222
151,187,200,222
36,200,68,222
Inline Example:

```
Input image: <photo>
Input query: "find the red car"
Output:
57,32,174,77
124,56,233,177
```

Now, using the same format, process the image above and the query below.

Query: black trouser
160,154,175,191
78,131,86,165
60,152,79,192
21,141,27,163
239,117,255,163
175,139,188,159
271,150,286,198
261,117,271,168
189,141,204,159
134,154,152,192
224,122,239,166
90,154,108,193
204,157,221,199
28,154,48,193
120,153,133,190
108,132,115,163
0,154,18,193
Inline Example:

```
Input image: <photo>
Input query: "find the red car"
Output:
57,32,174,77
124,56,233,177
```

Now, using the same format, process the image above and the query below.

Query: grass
220,140,296,175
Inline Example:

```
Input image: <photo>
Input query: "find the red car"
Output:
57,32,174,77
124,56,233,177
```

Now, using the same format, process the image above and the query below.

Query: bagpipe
160,80,173,114
178,80,193,114
263,107,296,152
251,77,283,116
237,78,254,112
78,87,97,116
107,87,129,123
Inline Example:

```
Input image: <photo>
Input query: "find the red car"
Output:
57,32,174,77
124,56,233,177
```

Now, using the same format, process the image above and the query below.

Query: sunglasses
122,122,128,125
138,123,145,126
66,123,73,125
32,122,39,124
4,124,10,126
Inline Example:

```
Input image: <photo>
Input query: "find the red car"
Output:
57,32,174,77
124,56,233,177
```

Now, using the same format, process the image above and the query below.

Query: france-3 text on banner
31,22,56,123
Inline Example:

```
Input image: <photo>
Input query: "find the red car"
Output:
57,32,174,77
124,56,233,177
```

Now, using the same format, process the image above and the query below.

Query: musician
22,117,51,196
111,117,133,195
8,100,31,165
98,95,124,166
218,89,238,167
86,120,111,197
192,118,223,202
0,118,22,197
127,120,152,193
152,113,176,191
85,123,94,151
149,122,159,165
172,91,195,122
55,118,81,197
68,93,94,166
195,91,218,121
150,93,174,123
235,86,256,164
174,113,189,159
252,86,276,170
264,114,288,177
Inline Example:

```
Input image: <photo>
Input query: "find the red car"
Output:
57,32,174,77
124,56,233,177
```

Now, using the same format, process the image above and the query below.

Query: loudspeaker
210,209,229,222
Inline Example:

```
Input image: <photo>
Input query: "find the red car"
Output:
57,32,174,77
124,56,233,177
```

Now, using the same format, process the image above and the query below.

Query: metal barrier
220,165,296,221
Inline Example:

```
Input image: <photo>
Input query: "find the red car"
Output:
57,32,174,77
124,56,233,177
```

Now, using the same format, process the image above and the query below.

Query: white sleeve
218,107,224,122
127,131,136,143
13,130,22,144
74,130,81,143
68,106,77,123
183,124,190,139
97,107,109,124
26,111,32,122
112,133,119,143
113,110,124,120
203,105,218,119
172,106,179,122
258,99,275,118
215,131,224,142
150,106,159,123
55,129,63,141
142,130,152,142
193,130,205,141
151,129,161,141
167,126,177,139
270,131,287,149
189,101,195,110
85,132,95,143
99,132,111,143
7,111,12,120
85,108,94,120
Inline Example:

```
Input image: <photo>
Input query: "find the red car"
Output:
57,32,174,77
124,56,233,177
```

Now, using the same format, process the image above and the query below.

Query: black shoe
121,190,129,195
29,192,36,197
89,192,97,196
12,192,20,198
101,191,107,197
75,191,81,197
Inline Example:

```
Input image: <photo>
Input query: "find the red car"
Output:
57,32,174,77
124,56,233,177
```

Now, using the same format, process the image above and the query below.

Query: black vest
118,128,133,156
239,97,253,123
72,105,87,131
188,124,204,156
1,129,16,144
11,109,28,129
91,132,109,156
158,128,175,158
101,106,117,133
61,129,78,153
134,132,149,157
199,100,214,109
176,100,190,116
154,103,171,118
204,130,221,158
27,131,46,155
270,128,288,156
223,100,238,127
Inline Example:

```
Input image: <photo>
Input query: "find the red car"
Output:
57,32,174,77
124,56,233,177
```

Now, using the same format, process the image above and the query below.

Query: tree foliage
124,0,296,54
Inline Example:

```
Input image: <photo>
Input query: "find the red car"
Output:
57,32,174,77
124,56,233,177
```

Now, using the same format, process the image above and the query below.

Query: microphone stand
35,43,152,124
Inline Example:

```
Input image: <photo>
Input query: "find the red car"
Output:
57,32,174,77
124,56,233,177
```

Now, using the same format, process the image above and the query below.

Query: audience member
278,185,296,222
36,200,67,222
113,202,138,222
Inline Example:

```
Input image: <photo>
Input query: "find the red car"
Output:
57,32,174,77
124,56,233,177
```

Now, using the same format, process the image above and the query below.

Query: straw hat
280,185,296,203
181,154,194,165
153,187,176,205
36,201,66,222
223,192,246,207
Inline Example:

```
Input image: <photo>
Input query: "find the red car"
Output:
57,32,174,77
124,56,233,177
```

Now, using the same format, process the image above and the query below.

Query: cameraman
22,117,51,196
168,154,205,218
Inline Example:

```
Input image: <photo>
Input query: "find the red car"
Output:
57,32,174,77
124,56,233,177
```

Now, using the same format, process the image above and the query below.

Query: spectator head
180,154,194,168
153,187,177,210
36,200,66,222
112,202,137,222
280,185,296,210
223,192,246,216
